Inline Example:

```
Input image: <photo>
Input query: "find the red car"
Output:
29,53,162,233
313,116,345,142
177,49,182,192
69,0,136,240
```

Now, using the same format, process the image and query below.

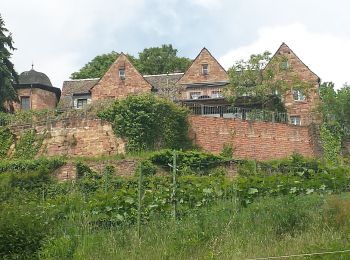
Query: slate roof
143,73,184,99
61,78,99,96
16,69,61,99
18,69,53,87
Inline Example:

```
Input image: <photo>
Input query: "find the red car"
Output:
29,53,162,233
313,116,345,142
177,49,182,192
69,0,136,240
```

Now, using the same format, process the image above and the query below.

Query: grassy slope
40,194,350,260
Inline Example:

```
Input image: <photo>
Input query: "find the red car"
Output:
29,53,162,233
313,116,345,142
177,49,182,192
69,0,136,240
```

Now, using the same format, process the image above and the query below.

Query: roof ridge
64,78,100,82
143,72,184,77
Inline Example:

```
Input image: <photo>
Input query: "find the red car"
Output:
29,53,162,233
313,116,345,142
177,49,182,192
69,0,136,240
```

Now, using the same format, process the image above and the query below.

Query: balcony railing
184,103,289,123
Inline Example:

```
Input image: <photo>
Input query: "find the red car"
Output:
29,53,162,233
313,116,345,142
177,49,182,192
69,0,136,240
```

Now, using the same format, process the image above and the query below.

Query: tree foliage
137,44,191,75
0,14,18,111
98,93,191,152
71,51,139,79
319,82,350,138
226,51,311,109
70,44,191,79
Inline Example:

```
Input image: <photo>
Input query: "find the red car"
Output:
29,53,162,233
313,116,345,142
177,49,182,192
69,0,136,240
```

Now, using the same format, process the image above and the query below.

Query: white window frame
190,91,202,100
290,116,301,126
202,64,209,75
119,68,125,80
293,89,305,101
211,90,223,98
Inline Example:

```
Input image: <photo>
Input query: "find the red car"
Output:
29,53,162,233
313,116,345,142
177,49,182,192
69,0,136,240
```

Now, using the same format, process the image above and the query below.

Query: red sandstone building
12,67,61,111
60,43,320,126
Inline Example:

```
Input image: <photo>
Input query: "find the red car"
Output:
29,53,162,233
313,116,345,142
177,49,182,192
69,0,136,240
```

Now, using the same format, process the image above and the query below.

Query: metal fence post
172,150,177,220
137,162,143,239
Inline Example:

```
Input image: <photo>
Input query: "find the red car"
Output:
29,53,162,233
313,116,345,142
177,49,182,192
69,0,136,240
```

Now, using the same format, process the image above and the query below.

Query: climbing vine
0,127,13,159
13,129,46,159
98,94,191,152
320,124,342,164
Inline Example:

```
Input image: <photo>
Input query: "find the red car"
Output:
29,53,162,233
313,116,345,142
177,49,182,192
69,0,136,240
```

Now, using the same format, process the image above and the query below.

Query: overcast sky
2,0,350,89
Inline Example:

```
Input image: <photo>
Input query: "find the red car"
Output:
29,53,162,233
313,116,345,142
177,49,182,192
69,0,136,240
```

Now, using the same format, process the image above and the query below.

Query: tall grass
39,194,350,259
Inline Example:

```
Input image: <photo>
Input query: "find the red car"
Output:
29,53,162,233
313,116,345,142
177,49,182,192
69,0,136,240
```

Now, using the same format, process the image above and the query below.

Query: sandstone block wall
14,88,58,111
189,115,318,160
10,118,125,158
54,159,138,181
41,118,125,157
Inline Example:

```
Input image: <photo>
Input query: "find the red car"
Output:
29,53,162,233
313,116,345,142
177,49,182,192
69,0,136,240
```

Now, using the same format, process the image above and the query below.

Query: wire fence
184,103,289,123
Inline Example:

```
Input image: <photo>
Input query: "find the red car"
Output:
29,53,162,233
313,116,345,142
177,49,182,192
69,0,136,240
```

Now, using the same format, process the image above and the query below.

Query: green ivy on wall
13,129,46,159
0,127,13,159
320,124,342,164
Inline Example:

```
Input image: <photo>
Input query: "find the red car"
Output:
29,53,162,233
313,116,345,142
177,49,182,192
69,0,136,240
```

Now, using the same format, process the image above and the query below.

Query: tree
137,44,191,75
71,51,139,79
319,82,350,137
0,14,18,111
226,51,310,110
317,82,350,163
70,44,192,79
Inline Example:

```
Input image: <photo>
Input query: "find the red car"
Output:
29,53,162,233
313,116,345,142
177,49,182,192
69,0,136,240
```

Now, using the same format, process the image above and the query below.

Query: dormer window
119,68,125,80
202,64,209,75
293,89,305,101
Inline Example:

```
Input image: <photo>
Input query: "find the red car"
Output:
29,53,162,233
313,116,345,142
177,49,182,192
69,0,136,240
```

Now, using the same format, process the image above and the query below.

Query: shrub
98,93,191,152
0,157,65,174
0,127,13,158
136,160,157,177
0,201,55,259
150,149,227,175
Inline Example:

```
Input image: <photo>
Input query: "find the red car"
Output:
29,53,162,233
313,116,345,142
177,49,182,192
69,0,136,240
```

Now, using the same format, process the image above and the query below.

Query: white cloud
219,23,350,89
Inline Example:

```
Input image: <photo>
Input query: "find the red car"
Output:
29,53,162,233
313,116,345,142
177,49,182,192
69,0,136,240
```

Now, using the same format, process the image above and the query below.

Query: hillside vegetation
1,153,350,259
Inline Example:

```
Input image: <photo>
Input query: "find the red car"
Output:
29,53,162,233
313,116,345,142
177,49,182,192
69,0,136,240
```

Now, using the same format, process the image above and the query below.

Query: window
281,61,289,70
293,89,305,101
190,92,202,100
202,64,209,75
77,98,87,109
290,116,301,126
119,68,125,80
20,96,30,110
211,90,223,98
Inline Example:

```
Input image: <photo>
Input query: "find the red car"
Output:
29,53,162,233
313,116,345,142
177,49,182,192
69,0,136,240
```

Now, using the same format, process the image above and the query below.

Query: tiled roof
61,78,99,96
143,73,184,99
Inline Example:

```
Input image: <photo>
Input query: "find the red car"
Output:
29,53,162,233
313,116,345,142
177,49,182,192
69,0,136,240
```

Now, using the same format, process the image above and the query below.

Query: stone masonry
269,43,321,125
91,53,152,101
13,88,58,111
189,115,318,161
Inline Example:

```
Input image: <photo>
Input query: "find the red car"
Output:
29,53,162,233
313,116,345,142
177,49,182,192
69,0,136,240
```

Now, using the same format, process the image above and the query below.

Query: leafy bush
0,157,65,174
98,94,191,152
236,162,350,205
220,144,234,159
136,160,157,177
150,149,227,175
0,201,56,259
0,126,13,158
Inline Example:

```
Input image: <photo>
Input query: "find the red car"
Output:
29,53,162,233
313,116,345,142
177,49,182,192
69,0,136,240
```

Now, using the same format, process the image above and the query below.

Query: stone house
177,47,229,102
60,53,152,108
12,67,61,111
60,43,320,126
267,43,321,126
